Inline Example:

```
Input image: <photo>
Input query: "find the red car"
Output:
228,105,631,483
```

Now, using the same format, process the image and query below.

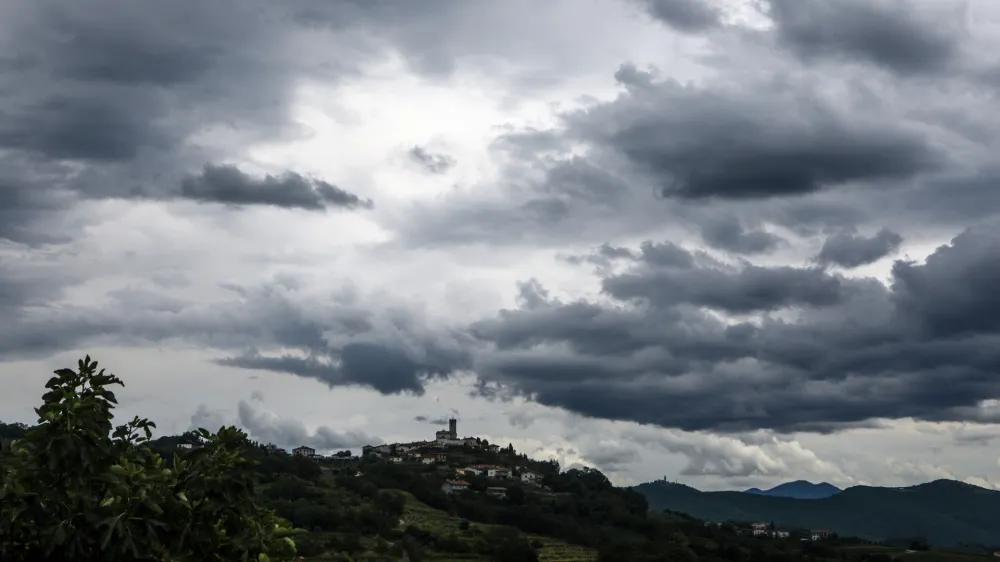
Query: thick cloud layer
470,225,1000,432
766,0,963,74
2,0,1000,489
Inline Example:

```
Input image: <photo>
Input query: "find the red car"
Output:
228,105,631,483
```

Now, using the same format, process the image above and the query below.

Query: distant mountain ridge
743,480,841,499
634,479,1000,547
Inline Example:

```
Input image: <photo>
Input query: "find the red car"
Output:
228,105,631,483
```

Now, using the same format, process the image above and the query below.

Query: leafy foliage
0,356,296,561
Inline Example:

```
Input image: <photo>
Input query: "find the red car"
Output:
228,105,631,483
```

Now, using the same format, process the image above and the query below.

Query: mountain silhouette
743,480,841,499
634,478,1000,546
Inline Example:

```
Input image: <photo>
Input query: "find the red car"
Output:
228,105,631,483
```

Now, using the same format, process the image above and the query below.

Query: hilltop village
267,420,835,541
278,418,549,500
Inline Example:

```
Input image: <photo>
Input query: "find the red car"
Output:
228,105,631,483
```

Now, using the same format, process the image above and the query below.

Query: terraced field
400,493,597,561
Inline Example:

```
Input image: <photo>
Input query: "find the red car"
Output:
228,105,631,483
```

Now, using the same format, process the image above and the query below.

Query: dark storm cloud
408,146,456,174
1,277,473,396
470,224,1000,433
699,215,784,255
0,0,492,244
390,3,999,253
635,0,722,32
765,0,963,74
219,341,458,395
0,0,305,242
0,95,172,162
600,242,846,313
815,228,904,268
567,74,942,200
178,164,372,211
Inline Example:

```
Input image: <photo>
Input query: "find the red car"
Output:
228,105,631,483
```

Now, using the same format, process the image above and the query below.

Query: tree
0,356,296,561
508,485,526,506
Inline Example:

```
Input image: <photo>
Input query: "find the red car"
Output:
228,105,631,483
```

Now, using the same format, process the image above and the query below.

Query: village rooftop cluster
282,418,547,500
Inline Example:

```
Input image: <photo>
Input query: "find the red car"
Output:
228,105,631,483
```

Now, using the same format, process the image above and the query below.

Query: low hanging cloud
623,426,849,481
414,415,450,425
178,164,372,211
815,228,904,268
236,399,381,450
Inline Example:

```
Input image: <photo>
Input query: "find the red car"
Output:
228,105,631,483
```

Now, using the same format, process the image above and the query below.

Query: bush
0,356,295,561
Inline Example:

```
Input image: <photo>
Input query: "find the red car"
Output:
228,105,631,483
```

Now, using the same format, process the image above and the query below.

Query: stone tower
449,418,457,439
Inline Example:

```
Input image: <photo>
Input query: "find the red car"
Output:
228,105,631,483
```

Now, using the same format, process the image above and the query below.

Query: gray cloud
178,164,372,211
580,441,642,472
765,0,963,75
623,427,848,481
635,0,722,32
390,5,1000,254
237,399,380,450
414,415,449,425
601,243,847,313
568,71,942,201
816,228,904,268
699,215,784,255
470,224,1000,433
0,0,557,245
408,146,456,174
1,276,473,396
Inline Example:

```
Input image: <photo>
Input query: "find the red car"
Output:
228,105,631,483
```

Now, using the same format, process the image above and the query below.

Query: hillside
3,357,996,561
635,480,1000,547
744,480,841,499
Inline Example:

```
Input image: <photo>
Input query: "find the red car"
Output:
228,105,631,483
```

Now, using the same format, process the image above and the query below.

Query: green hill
634,480,1000,547
5,355,997,561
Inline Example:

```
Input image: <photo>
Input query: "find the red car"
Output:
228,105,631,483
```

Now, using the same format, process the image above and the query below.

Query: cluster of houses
280,418,550,500
724,522,829,541
359,418,504,465
441,464,546,498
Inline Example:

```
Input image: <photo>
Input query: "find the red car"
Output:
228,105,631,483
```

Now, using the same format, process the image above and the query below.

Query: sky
2,0,1000,492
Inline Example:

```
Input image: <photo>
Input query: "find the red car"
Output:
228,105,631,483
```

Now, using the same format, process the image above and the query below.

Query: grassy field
400,492,597,561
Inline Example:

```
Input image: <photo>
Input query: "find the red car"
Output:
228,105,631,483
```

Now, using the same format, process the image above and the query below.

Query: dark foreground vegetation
2,357,997,561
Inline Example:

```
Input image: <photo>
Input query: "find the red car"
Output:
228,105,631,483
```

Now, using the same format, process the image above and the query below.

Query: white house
441,480,470,494
519,468,543,484
811,530,829,541
774,531,790,539
389,456,404,464
292,446,316,457
488,467,511,480
464,464,491,476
